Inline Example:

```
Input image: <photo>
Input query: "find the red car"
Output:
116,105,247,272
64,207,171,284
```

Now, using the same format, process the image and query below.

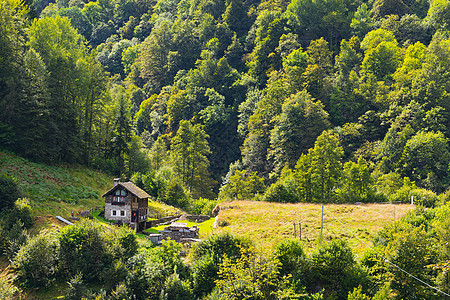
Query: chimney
114,178,120,186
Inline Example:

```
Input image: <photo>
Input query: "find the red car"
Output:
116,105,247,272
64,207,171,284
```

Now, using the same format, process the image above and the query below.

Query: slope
214,200,415,255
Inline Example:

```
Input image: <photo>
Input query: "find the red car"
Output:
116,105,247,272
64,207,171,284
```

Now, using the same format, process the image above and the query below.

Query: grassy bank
0,151,112,217
0,151,180,219
214,201,415,255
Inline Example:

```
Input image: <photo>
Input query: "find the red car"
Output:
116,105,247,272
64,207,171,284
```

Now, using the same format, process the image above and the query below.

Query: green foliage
213,246,285,300
294,130,344,203
348,286,371,300
190,232,250,263
399,130,450,192
311,239,368,299
337,157,375,203
269,91,330,173
192,254,219,298
273,239,308,291
263,180,298,203
0,270,19,300
0,174,20,212
189,197,218,215
219,169,266,200
58,220,107,280
13,229,60,288
389,226,436,299
170,120,215,199
65,273,87,300
160,272,193,300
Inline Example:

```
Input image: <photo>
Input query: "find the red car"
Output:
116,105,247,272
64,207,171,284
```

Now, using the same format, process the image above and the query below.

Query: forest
2,0,450,297
1,0,450,205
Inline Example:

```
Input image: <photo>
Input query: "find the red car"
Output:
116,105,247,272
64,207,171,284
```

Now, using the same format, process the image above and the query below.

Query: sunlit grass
0,151,111,217
212,201,415,256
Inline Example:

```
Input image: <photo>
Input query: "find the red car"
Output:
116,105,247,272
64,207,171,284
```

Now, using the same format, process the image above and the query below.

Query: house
102,179,151,231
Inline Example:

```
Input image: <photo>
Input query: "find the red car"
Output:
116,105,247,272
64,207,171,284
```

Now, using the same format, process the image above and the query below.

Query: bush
110,282,129,300
161,179,189,209
4,221,28,261
263,181,298,203
192,254,218,298
13,230,60,288
310,239,368,299
410,188,439,207
274,239,306,277
189,198,217,215
0,174,20,213
0,199,33,234
0,270,19,300
101,259,128,292
160,272,193,300
190,232,251,263
59,220,106,280
65,273,87,300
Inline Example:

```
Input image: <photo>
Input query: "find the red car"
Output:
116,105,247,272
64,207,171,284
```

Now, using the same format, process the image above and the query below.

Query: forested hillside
2,0,450,204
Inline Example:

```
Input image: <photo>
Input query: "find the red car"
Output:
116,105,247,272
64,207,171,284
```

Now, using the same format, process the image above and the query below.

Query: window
120,211,125,216
113,196,125,203
112,210,116,216
114,189,127,196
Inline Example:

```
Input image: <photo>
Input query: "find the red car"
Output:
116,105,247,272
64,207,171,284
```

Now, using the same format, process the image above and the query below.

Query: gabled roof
102,181,151,199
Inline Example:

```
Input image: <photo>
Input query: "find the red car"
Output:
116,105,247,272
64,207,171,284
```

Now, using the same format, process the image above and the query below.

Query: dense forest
2,0,450,206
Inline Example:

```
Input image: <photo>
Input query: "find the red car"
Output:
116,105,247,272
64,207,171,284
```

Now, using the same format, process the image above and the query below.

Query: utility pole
320,205,324,245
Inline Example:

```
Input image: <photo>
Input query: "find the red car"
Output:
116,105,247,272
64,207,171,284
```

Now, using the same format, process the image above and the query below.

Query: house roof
102,181,151,199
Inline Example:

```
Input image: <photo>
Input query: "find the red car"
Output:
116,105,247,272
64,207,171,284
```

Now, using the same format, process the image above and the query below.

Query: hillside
0,151,178,219
215,200,415,254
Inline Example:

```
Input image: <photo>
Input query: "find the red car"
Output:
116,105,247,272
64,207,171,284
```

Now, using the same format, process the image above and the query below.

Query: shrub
214,246,283,299
4,221,28,261
65,273,87,300
0,174,20,213
189,197,217,215
263,181,298,203
161,179,189,209
409,188,439,207
274,239,309,287
310,239,368,299
192,254,218,298
101,259,128,292
160,272,193,300
59,220,106,280
13,230,59,288
0,270,19,300
190,232,251,263
110,282,129,300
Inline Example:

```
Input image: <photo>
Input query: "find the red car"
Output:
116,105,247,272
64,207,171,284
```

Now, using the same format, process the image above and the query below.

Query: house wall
105,193,133,223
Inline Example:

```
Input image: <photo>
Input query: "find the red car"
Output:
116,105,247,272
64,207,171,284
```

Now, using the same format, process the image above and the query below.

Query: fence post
299,222,302,240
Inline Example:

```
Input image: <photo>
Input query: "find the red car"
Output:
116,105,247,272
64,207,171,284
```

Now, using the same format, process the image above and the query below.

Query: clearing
213,200,415,255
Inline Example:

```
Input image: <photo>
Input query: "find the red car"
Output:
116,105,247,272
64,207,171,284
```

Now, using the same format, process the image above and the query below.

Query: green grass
0,151,112,217
0,151,181,220
213,200,415,256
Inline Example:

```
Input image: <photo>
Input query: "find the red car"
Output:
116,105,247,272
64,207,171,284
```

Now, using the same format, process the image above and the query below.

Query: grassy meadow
213,200,415,255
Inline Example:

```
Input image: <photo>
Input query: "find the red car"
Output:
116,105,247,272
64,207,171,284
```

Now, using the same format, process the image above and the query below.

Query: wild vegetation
3,0,450,297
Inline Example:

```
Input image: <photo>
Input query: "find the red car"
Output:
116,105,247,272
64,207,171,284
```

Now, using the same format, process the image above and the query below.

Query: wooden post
299,222,302,240
294,222,297,238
